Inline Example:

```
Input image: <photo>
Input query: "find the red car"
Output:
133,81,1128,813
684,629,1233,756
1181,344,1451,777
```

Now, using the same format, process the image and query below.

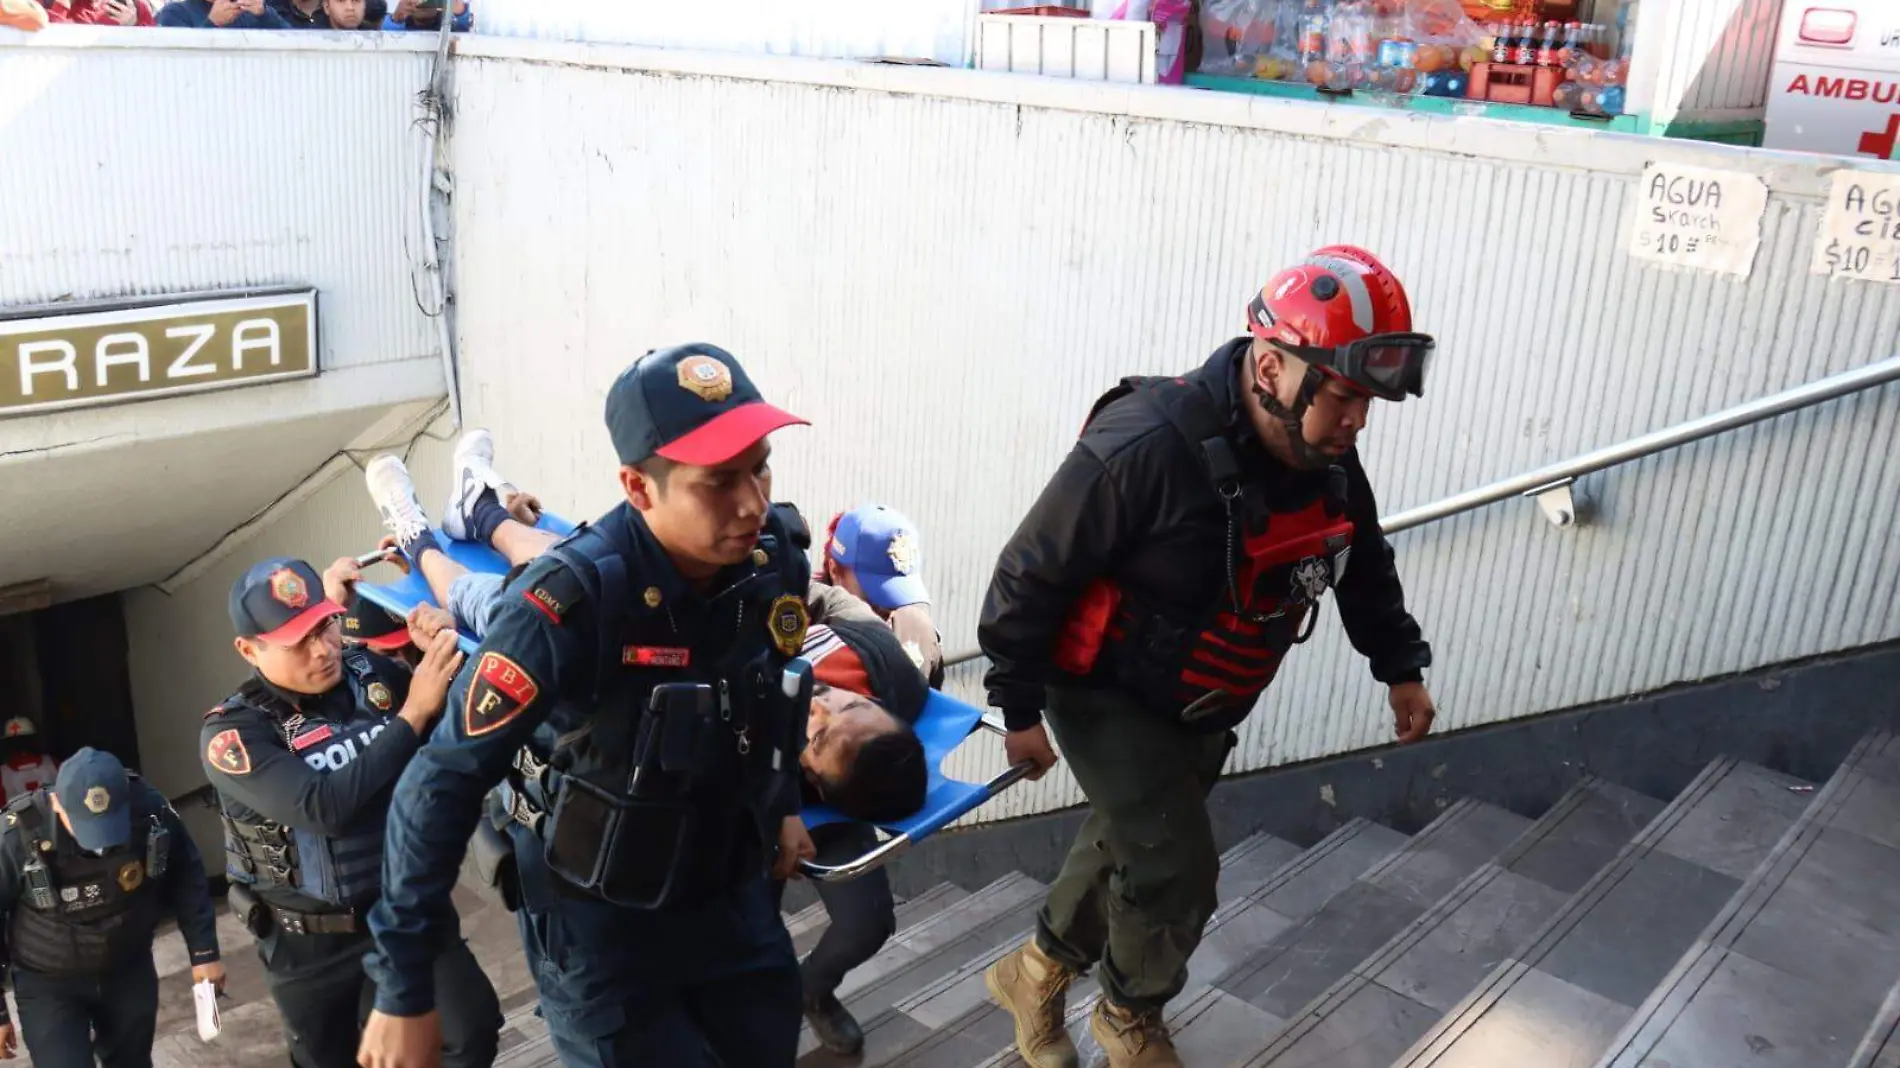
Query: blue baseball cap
605,343,807,467
54,748,132,852
828,505,930,611
229,557,344,645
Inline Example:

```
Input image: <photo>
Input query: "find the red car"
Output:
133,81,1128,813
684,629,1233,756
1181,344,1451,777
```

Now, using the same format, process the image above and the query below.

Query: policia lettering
211,650,403,909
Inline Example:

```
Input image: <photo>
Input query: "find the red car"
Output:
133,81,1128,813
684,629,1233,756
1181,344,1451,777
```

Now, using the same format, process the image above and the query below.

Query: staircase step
797,872,1049,1062
958,819,1412,1068
785,897,833,957
1216,831,1307,901
1393,757,1814,1068
1195,799,1533,1047
834,832,1308,1067
1244,777,1664,1068
1846,978,1900,1068
788,880,968,959
1595,732,1900,1068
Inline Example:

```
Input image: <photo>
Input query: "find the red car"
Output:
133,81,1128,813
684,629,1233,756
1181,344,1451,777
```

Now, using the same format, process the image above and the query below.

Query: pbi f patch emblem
207,729,252,776
269,568,309,610
117,860,144,893
84,786,112,814
766,594,809,658
366,682,394,712
464,653,540,738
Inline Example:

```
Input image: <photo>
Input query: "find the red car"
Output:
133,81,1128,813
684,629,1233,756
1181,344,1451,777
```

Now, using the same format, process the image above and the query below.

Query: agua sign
1627,162,1767,277
0,289,318,418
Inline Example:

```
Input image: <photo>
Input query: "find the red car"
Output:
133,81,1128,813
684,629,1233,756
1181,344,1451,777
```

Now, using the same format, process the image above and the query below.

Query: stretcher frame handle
797,719,1037,884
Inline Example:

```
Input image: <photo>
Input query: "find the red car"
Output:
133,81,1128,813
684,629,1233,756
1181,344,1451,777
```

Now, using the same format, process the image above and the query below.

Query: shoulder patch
464,653,540,737
520,567,586,626
206,729,252,776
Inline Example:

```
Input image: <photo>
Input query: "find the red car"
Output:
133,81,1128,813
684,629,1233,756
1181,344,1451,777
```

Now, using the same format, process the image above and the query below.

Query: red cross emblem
1859,114,1900,160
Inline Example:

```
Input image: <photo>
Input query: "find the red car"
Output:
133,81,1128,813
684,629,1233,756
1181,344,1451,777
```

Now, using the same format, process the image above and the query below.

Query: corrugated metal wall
447,44,1900,823
473,0,976,65
0,31,441,373
1646,0,1785,117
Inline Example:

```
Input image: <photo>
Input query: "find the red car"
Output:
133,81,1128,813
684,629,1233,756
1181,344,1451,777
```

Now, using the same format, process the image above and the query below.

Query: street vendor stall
974,0,1784,146
1179,0,1773,144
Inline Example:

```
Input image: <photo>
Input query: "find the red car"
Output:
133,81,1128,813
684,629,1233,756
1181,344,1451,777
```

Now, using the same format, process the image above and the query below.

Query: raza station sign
0,289,318,418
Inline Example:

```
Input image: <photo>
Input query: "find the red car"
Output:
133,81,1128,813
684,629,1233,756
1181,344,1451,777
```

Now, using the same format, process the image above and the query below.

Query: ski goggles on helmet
1271,332,1434,402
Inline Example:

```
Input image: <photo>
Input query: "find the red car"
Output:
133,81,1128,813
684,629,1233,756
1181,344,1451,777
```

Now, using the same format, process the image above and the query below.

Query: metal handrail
943,354,1900,669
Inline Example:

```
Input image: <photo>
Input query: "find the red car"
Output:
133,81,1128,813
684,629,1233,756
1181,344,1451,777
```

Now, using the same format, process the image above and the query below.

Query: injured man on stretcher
330,430,929,826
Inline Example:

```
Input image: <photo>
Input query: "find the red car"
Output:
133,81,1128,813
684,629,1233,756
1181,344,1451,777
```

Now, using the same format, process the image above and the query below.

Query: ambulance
1763,1,1900,159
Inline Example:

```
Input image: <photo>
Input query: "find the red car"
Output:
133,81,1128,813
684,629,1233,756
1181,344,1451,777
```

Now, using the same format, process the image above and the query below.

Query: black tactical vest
216,649,400,908
5,788,169,977
517,504,813,910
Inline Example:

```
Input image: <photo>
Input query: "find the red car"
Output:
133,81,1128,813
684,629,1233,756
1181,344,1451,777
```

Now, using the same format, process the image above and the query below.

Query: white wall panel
1647,0,1786,118
0,29,442,373
473,0,976,66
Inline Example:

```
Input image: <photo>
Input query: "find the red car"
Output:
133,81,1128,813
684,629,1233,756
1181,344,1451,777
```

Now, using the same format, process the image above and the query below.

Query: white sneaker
443,429,516,542
365,456,432,551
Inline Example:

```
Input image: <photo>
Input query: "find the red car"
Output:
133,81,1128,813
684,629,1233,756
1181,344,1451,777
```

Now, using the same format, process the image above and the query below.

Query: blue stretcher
352,513,1031,883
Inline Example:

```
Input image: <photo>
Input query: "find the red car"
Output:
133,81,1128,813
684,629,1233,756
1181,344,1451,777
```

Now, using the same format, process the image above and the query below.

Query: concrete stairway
490,729,1900,1068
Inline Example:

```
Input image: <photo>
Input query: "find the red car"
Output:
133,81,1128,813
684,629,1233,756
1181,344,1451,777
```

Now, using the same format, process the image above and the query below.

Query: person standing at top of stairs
977,246,1441,1068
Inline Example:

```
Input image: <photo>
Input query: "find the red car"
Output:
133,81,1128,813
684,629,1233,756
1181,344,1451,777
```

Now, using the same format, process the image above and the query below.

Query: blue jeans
447,572,505,639
508,822,801,1068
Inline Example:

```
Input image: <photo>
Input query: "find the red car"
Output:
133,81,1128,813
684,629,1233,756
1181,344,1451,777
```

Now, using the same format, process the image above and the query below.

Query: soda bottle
1537,21,1561,66
1492,19,1512,64
1515,19,1538,65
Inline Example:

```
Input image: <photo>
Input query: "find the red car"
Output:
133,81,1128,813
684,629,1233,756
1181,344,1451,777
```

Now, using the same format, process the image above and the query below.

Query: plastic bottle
1491,19,1512,64
1537,21,1561,67
1299,0,1329,64
1558,20,1583,67
1616,1,1639,59
1514,19,1538,65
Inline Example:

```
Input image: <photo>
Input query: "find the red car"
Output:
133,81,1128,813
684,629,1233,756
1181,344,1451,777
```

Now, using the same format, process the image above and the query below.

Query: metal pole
939,354,1900,670
1381,353,1900,533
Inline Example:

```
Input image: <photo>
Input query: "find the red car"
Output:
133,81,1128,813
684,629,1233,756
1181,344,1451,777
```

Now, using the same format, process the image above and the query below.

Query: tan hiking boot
984,939,1080,1068
1090,999,1182,1068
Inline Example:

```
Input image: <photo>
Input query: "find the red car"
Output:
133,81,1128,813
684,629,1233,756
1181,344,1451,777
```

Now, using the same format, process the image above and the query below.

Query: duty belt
270,902,366,936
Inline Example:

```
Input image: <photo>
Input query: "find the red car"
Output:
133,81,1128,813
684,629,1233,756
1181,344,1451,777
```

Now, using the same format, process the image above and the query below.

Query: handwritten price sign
1813,170,1900,286
1628,162,1767,277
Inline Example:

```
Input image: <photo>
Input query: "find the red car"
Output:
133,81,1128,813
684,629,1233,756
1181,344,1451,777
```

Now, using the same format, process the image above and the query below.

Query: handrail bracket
1524,476,1586,529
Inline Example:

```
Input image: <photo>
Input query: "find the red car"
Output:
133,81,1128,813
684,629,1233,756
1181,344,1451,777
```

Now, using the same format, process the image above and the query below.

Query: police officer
980,246,1440,1068
201,557,501,1068
359,344,823,1068
0,748,223,1068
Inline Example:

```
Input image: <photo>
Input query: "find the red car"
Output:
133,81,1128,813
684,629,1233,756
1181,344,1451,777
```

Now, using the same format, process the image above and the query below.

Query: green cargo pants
1033,684,1236,1013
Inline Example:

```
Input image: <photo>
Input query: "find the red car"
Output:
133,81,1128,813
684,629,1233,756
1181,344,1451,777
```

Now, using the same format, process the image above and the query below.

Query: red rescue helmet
1246,245,1432,401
